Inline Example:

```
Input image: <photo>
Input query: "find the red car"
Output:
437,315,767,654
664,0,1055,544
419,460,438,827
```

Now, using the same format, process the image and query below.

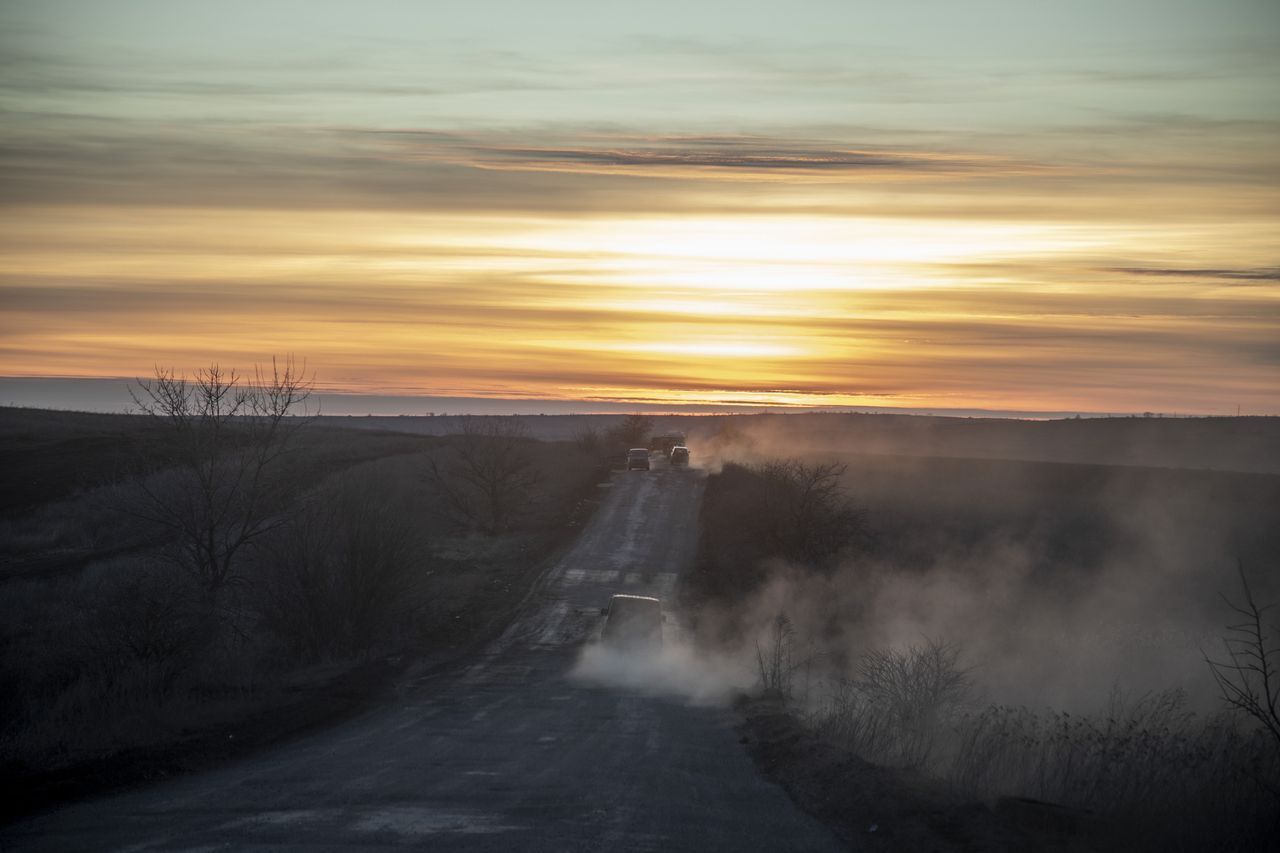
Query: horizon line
0,376,1271,421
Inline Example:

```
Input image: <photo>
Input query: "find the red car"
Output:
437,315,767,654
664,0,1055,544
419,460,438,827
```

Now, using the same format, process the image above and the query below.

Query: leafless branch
427,416,540,535
124,356,315,603
1205,561,1280,748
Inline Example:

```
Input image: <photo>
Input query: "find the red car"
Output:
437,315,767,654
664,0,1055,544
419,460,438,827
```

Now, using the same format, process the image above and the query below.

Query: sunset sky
2,0,1278,415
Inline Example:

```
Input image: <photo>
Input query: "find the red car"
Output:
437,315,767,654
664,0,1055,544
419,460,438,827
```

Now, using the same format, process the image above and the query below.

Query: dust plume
682,414,1280,714
568,636,751,706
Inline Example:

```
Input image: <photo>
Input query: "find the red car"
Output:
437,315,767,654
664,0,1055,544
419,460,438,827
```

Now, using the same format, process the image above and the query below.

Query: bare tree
858,638,972,726
332,472,425,654
126,356,314,603
573,423,602,453
755,459,864,567
755,611,796,698
262,468,425,659
1206,563,1280,749
260,490,342,660
429,416,540,535
608,413,652,448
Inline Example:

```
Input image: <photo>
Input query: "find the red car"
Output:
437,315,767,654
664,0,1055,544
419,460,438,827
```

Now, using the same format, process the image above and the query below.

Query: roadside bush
78,559,206,693
952,690,1275,851
260,463,430,660
607,414,652,449
807,667,1278,851
691,460,864,604
754,460,865,568
0,556,218,771
755,612,796,698
808,639,972,768
428,417,540,535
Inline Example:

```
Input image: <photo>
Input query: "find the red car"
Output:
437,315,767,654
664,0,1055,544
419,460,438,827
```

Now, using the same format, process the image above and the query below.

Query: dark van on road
626,448,650,470
601,594,662,650
669,446,689,468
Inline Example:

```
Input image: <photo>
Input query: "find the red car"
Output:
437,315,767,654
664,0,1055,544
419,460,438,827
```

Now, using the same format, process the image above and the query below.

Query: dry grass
805,657,1279,851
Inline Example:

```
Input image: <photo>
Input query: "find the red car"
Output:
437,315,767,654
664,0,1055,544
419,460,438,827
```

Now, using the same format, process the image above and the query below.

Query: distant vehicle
669,446,690,468
600,594,663,650
626,448,650,470
650,432,686,455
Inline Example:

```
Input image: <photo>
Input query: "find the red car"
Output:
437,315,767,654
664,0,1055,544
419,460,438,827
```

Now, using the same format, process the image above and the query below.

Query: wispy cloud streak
1108,266,1280,283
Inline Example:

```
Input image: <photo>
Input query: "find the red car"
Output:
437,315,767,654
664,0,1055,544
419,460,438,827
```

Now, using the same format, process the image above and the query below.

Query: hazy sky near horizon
2,0,1278,414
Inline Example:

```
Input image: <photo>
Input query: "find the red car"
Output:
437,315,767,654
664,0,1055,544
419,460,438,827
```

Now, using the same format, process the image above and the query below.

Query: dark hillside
325,411,1280,474
0,409,159,514
0,406,436,515
687,412,1280,475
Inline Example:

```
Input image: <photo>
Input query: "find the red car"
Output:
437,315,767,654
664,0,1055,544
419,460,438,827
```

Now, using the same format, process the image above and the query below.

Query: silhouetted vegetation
0,403,608,808
572,422,602,452
259,465,429,660
754,611,796,698
689,460,864,604
807,679,1277,851
608,413,652,449
427,416,541,535
694,445,1280,851
1206,563,1280,755
125,358,315,603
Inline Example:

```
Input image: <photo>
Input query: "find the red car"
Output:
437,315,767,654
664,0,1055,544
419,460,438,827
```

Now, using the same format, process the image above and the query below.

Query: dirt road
4,460,843,851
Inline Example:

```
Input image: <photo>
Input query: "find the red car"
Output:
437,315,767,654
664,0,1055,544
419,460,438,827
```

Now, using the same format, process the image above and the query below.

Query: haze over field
2,0,1278,415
